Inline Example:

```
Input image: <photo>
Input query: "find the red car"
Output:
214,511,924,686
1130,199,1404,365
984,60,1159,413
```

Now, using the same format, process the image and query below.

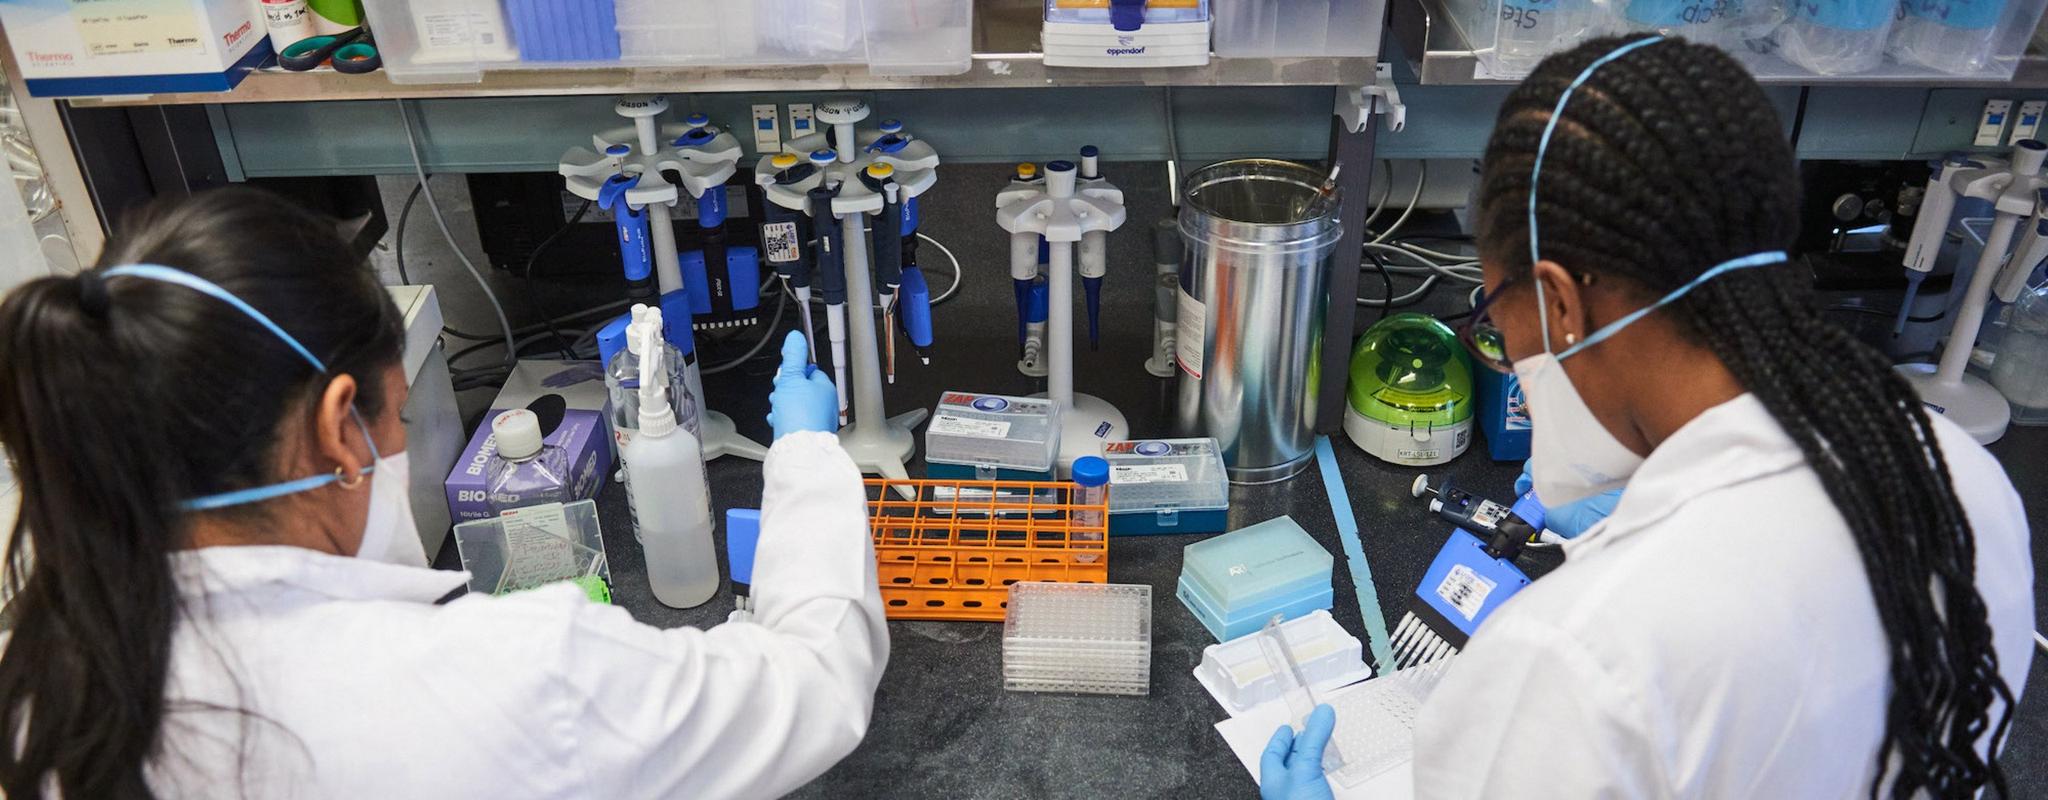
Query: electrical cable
1364,242,1483,284
1387,240,1481,265
1826,304,1946,324
1365,248,1395,321
1357,274,1440,307
396,182,421,285
918,231,965,305
523,198,593,360
396,99,518,371
1361,158,1396,230
395,177,529,343
1369,161,1428,245
703,287,789,375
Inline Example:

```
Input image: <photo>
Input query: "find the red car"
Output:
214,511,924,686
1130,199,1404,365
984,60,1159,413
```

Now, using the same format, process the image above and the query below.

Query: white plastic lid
492,409,544,461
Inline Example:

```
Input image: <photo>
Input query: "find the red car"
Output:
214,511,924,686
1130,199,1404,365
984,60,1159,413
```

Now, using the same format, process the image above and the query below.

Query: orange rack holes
866,477,1110,621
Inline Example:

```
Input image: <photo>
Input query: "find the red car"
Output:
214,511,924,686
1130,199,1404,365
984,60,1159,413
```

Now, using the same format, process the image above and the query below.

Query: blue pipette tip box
1177,515,1335,643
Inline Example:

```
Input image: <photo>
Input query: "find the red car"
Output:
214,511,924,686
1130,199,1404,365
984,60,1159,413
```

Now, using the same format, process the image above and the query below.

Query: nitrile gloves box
445,408,611,523
3,0,274,97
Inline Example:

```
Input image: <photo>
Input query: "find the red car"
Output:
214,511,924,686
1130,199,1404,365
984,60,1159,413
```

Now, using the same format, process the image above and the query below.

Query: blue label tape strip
1314,436,1396,672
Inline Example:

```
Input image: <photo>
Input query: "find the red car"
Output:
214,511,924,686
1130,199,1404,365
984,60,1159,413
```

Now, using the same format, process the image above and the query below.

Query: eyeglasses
1455,277,1521,375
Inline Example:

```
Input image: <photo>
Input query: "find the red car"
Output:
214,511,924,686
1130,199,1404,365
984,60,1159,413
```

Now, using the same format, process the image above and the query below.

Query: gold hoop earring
335,466,365,490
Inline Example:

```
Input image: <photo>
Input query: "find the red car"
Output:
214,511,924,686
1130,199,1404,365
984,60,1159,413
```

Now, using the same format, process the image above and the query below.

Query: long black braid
1476,35,2015,799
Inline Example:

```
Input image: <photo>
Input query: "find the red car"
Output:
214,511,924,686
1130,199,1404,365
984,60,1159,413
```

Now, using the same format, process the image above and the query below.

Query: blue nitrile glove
1515,459,1622,539
766,331,837,441
1260,704,1336,800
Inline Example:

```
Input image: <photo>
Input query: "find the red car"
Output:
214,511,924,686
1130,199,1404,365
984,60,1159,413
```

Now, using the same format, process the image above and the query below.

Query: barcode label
929,414,1010,439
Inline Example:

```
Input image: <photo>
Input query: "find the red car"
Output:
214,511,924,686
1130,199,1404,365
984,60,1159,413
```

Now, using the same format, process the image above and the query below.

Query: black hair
1477,35,2014,799
0,187,406,798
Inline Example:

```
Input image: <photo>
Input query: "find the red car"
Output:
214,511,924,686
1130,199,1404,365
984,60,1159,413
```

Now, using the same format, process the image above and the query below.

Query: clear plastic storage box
1211,0,1381,57
1443,0,2048,81
924,391,1060,481
360,0,973,83
1177,515,1334,642
452,499,612,602
1103,438,1230,536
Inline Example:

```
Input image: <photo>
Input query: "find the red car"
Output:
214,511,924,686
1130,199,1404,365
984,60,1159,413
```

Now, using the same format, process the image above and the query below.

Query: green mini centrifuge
1344,313,1475,467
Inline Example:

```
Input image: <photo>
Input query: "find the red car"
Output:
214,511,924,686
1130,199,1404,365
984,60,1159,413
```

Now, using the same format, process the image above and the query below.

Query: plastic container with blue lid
1177,515,1334,642
925,391,1059,480
1104,438,1230,536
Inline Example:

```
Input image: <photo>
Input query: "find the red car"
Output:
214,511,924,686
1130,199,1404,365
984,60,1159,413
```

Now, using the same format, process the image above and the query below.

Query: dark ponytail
0,187,405,798
1477,35,2014,799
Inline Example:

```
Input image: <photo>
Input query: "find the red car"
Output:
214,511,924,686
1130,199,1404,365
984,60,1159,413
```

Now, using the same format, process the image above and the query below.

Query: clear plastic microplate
1001,582,1153,696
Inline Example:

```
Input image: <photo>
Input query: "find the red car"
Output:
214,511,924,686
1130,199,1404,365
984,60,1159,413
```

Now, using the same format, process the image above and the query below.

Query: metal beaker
1174,159,1343,484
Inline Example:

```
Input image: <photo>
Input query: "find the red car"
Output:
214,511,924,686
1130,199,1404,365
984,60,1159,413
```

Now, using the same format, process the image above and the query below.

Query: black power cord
523,199,593,360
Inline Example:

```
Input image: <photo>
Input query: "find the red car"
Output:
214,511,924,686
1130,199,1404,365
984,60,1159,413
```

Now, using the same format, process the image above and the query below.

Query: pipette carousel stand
560,95,768,461
1897,139,2048,444
753,99,939,481
998,157,1130,473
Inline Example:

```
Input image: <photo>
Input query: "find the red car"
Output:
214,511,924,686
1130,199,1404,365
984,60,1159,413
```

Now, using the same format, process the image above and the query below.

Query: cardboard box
3,0,273,97
445,408,611,524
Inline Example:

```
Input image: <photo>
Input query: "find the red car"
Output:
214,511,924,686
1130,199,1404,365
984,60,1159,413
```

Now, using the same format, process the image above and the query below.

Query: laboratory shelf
1387,0,2048,87
69,1,1376,108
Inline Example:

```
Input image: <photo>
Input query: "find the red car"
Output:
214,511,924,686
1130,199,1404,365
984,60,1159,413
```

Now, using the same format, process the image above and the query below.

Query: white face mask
353,450,427,566
1514,353,1643,507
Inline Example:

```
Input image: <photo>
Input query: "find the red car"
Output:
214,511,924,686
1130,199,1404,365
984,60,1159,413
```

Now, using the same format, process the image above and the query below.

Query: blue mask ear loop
1554,251,1789,360
99,264,382,512
1527,36,1666,355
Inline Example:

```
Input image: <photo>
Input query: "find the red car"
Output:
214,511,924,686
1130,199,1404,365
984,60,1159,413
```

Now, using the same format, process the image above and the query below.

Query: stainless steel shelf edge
68,54,1378,108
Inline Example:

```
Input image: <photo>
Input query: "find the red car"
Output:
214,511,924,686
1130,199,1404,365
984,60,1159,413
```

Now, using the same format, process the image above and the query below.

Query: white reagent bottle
622,323,718,608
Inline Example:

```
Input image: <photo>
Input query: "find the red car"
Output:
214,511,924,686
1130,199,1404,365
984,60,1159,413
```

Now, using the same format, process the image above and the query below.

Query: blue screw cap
604,143,631,156
686,112,711,127
810,148,837,163
1045,160,1076,173
1072,456,1109,487
879,118,904,133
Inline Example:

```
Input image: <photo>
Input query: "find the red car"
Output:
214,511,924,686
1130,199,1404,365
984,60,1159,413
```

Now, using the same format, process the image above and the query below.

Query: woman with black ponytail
0,188,886,798
1411,36,2034,798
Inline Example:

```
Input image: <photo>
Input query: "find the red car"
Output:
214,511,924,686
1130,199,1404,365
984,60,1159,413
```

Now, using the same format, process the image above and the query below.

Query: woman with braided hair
1409,35,2034,798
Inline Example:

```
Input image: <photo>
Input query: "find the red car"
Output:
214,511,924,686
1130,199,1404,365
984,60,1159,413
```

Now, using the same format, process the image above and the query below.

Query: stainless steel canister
1174,159,1343,484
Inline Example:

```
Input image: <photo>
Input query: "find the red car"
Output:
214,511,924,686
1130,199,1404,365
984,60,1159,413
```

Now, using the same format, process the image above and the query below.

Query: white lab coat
1412,394,2034,798
138,431,887,799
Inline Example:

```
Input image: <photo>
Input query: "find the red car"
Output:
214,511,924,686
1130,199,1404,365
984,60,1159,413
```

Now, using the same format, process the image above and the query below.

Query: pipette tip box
1002,582,1152,696
1104,438,1229,536
925,392,1059,481
1177,515,1334,643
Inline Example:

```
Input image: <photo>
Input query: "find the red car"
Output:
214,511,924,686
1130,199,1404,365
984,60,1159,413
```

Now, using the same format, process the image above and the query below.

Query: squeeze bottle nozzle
637,323,677,437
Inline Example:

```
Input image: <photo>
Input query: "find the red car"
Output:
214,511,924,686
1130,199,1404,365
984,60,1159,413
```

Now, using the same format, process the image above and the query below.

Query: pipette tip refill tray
1002,582,1153,696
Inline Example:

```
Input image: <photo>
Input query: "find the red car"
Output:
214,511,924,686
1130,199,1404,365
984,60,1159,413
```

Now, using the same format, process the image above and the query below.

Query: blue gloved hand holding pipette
767,332,838,441
1515,459,1623,539
1260,704,1337,800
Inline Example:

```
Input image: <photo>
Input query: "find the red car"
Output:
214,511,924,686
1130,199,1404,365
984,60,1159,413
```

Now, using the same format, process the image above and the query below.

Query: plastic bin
1177,515,1334,642
451,499,612,601
360,0,973,83
1211,0,1382,58
1104,438,1230,536
925,391,1060,481
1439,0,2048,80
